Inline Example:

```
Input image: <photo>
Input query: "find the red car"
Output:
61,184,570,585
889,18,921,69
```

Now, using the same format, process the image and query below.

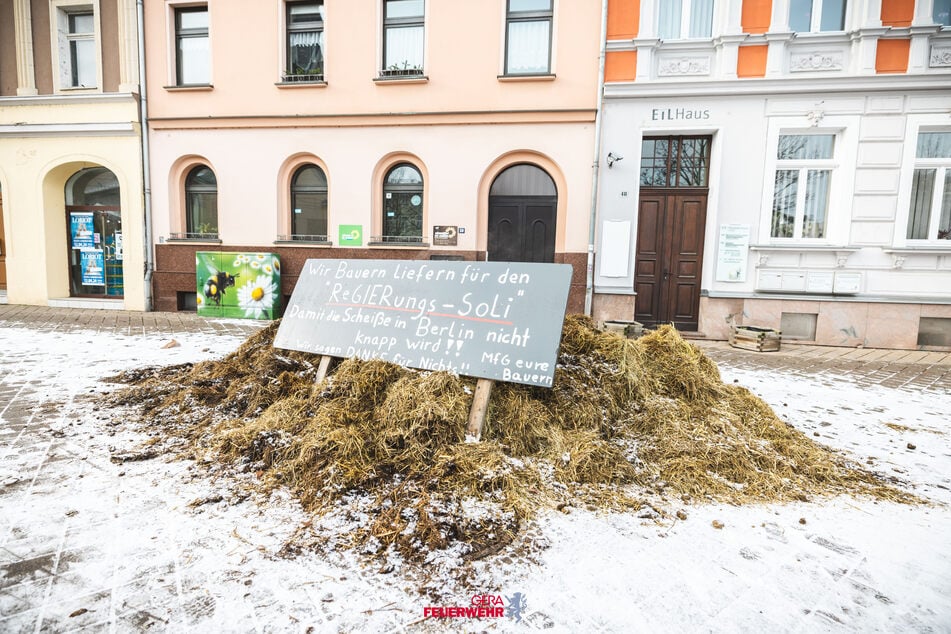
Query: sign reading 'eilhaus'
273,260,573,387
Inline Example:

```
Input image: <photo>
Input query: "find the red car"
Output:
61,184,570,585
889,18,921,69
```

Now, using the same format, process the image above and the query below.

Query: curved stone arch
168,154,217,236
276,152,331,239
39,157,130,299
476,150,567,253
370,151,429,242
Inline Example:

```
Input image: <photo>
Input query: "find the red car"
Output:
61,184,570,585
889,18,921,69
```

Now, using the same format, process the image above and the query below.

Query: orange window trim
607,0,640,39
605,50,637,82
737,45,768,77
875,38,910,74
880,0,914,26
741,0,772,34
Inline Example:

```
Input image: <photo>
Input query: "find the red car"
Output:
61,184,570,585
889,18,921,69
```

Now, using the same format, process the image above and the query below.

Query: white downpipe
136,0,154,311
585,0,609,316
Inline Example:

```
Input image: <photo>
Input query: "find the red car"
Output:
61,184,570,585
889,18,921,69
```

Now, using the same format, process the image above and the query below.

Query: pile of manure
108,315,912,564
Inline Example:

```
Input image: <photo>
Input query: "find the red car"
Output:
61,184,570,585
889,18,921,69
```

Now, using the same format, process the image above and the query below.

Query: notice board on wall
273,259,573,387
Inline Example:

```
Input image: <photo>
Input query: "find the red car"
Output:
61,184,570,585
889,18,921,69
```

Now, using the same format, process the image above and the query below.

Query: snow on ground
1,326,949,633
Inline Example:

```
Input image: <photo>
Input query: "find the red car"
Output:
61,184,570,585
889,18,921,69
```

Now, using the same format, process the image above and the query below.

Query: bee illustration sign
195,251,281,319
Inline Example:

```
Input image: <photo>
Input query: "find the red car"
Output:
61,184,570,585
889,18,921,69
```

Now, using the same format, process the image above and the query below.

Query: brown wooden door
0,191,6,290
634,191,707,330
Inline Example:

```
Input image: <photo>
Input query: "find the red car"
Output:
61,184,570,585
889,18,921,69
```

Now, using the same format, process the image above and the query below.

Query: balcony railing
369,235,426,245
168,232,220,241
275,234,330,243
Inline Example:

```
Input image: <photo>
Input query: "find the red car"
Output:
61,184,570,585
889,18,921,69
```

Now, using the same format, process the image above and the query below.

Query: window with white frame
381,0,424,77
285,1,324,82
907,132,951,241
504,0,553,75
771,134,836,239
658,0,714,40
54,4,97,89
175,6,210,85
788,0,846,32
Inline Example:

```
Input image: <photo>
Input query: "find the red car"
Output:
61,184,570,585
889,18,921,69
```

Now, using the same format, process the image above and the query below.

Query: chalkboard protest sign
273,259,572,388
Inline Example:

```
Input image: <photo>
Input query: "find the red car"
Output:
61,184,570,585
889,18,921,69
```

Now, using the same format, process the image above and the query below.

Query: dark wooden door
488,196,556,263
634,191,707,330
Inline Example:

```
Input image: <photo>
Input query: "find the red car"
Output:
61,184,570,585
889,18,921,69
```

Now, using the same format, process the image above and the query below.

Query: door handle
663,268,669,280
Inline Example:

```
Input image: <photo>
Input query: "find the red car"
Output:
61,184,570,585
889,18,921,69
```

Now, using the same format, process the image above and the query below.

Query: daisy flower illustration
237,275,276,319
233,254,250,267
273,258,281,273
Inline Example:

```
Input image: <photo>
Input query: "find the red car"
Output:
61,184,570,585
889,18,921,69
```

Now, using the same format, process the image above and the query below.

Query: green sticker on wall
195,251,281,320
338,224,363,246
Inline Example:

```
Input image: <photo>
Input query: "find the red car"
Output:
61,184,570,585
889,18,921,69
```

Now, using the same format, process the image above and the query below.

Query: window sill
367,241,431,248
56,86,100,94
750,245,858,252
163,84,214,92
275,80,328,88
497,73,556,82
373,75,429,85
883,246,951,254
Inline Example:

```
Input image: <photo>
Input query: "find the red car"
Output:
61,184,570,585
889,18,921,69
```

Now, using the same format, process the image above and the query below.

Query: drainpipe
584,0,609,317
136,0,154,311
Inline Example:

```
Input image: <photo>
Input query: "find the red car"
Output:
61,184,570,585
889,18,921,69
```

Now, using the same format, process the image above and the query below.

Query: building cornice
0,122,138,137
604,74,951,99
0,93,139,106
147,108,598,130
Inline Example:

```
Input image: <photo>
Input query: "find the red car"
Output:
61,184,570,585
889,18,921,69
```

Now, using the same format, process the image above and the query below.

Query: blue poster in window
81,249,105,286
71,212,95,249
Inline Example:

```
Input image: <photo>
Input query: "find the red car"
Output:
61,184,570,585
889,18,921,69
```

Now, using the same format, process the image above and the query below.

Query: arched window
290,164,328,239
66,167,120,206
489,163,556,197
185,166,217,237
382,163,423,241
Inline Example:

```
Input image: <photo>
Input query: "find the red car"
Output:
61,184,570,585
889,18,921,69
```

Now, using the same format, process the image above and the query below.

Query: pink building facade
144,0,603,314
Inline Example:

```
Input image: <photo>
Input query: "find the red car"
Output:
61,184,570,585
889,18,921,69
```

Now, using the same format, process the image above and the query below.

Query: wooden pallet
729,325,782,352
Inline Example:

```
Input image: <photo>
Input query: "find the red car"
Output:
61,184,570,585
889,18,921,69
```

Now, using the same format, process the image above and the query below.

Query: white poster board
715,224,751,283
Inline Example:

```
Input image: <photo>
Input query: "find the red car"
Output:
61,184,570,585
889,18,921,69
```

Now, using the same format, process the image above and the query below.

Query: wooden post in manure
466,378,494,440
315,355,333,383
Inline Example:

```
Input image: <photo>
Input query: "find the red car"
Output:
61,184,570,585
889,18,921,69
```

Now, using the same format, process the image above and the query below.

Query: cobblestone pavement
0,305,949,632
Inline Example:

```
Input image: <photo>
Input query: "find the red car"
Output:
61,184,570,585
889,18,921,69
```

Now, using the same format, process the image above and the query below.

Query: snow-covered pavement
0,320,949,633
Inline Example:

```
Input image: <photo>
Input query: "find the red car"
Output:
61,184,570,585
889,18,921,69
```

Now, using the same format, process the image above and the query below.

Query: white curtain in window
72,39,97,86
906,169,934,240
803,170,830,238
940,172,951,239
689,0,714,37
507,20,549,73
658,0,683,39
179,36,210,84
290,31,323,73
385,25,423,70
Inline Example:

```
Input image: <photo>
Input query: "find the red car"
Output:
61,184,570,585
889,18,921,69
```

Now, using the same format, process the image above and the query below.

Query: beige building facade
0,0,147,310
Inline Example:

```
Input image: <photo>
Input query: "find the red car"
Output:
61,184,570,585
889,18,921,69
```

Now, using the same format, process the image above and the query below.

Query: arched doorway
65,167,123,297
487,163,556,262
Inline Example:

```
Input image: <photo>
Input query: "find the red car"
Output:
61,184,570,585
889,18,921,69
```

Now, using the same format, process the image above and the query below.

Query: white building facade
594,0,951,349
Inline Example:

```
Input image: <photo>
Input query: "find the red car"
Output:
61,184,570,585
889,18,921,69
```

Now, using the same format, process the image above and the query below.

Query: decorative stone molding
892,254,906,269
657,56,711,77
789,51,844,72
931,45,951,68
757,253,770,266
835,251,851,268
805,109,825,127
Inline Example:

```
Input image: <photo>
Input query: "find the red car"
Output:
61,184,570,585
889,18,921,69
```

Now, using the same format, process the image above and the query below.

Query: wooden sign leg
315,355,333,384
466,378,495,441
